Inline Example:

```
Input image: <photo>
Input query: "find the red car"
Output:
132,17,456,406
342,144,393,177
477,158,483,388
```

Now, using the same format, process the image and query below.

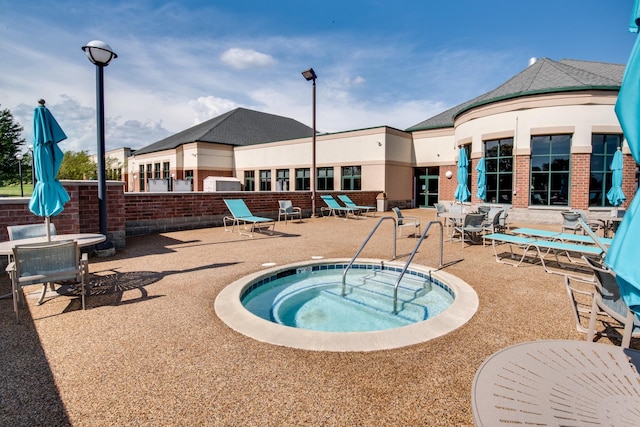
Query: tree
0,105,26,185
58,151,97,180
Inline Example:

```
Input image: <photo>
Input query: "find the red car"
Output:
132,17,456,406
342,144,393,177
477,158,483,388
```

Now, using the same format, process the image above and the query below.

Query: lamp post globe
82,40,117,66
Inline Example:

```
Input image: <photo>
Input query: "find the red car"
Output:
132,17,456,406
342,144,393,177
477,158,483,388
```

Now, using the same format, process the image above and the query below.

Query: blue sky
0,0,637,154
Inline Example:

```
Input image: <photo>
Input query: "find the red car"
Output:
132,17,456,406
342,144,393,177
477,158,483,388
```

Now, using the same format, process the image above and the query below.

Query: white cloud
188,96,241,124
220,48,277,70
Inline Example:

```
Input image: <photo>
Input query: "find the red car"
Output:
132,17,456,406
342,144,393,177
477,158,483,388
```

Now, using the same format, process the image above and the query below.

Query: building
128,58,636,221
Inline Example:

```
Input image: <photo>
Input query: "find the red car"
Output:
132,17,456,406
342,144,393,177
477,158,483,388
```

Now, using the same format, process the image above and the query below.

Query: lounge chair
223,199,275,237
391,207,420,238
452,213,485,247
6,240,88,322
277,200,302,224
484,232,604,277
471,340,640,426
320,195,359,220
337,195,375,217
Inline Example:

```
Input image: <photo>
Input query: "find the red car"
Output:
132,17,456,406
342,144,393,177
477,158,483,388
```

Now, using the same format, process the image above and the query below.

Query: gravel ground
0,209,633,426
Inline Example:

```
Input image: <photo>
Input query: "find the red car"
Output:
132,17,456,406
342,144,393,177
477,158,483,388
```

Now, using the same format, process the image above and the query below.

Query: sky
1,1,638,155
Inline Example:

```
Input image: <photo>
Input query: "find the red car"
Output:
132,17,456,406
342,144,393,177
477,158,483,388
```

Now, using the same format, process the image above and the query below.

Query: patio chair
7,223,57,241
584,256,640,348
223,199,276,237
391,207,420,238
497,205,510,232
471,340,640,426
320,195,359,220
337,195,375,217
6,240,88,323
277,200,302,224
433,202,447,218
452,213,485,247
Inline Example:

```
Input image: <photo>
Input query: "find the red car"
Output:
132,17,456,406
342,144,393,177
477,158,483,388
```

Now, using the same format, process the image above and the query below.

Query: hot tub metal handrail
341,216,397,297
393,220,443,314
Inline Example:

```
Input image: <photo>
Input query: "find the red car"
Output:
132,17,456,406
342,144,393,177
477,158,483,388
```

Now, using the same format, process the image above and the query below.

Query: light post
27,145,35,186
16,153,24,197
301,68,317,217
82,40,117,241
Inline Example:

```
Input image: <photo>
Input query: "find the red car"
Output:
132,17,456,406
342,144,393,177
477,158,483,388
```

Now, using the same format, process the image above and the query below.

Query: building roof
405,58,625,132
134,107,313,155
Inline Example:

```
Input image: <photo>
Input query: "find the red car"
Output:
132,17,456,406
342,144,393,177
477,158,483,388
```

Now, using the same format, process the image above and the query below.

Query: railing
341,216,397,297
392,221,444,314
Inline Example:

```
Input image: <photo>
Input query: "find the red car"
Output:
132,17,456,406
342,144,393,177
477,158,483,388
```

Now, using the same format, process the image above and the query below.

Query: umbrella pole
45,216,51,241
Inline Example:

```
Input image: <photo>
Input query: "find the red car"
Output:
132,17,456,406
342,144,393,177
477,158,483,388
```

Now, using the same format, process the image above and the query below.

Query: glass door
416,167,439,208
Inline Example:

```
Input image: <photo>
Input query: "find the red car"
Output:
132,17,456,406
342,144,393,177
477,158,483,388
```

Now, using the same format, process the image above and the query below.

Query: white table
0,233,106,256
1,234,106,300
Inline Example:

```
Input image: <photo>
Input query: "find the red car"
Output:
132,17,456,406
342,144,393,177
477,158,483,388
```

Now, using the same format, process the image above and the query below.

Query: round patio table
0,233,106,255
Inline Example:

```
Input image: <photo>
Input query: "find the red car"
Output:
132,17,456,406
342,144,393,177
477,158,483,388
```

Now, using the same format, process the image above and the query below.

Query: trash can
376,192,388,212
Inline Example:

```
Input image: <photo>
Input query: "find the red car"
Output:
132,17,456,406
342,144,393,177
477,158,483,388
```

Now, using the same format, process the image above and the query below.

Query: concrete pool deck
0,209,633,426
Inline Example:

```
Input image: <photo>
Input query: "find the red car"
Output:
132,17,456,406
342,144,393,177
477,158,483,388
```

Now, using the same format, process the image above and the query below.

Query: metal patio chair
6,240,88,323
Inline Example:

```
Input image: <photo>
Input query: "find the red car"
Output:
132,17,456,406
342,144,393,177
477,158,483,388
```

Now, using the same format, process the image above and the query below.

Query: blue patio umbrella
606,148,626,207
28,100,70,240
454,148,471,202
475,157,486,201
606,0,640,318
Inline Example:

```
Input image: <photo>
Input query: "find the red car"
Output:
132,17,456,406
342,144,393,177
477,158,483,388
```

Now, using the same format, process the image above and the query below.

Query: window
244,171,255,191
259,170,271,191
154,163,161,179
484,138,513,204
317,167,334,191
163,162,170,179
295,168,310,191
589,134,622,207
276,169,290,191
530,134,571,206
139,165,145,192
341,166,361,191
184,170,193,190
146,164,152,190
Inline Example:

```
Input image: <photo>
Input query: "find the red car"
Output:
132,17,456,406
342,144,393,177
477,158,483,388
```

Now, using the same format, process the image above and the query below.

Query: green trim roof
134,107,313,155
405,58,625,132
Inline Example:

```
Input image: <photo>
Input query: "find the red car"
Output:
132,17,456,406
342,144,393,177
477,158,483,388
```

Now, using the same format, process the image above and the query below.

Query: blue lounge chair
320,195,359,220
484,232,604,278
337,195,375,217
223,199,275,237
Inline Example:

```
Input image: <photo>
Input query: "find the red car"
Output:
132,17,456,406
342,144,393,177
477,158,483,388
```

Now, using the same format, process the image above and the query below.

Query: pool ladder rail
341,216,444,314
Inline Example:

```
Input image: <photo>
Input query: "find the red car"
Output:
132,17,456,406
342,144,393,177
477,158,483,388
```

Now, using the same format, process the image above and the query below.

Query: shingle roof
134,107,313,155
405,58,625,132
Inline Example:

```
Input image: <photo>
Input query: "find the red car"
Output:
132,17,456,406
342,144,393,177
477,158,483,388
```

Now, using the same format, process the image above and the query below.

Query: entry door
417,167,439,208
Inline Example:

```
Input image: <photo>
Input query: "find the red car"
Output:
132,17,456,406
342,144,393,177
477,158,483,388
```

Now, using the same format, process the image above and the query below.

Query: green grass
0,183,34,197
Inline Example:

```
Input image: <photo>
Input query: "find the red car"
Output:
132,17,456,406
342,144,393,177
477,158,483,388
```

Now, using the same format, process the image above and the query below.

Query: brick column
570,153,590,210
513,155,530,208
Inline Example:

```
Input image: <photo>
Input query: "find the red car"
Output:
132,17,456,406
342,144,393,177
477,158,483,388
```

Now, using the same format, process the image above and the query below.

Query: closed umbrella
475,157,486,201
606,1,640,318
454,148,471,203
606,148,626,208
28,100,70,240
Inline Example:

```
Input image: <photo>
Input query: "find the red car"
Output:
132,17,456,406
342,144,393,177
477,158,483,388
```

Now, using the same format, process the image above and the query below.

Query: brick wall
0,186,379,247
